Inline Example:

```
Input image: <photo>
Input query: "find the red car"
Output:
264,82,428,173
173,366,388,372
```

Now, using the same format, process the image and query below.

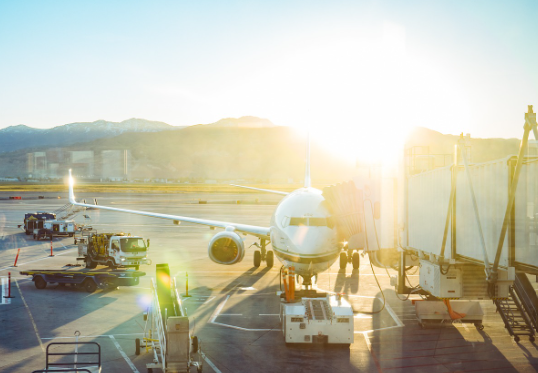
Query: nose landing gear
252,239,274,268
339,249,361,270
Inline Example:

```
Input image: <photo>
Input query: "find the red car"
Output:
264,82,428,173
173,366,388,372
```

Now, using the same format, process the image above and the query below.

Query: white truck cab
79,233,151,270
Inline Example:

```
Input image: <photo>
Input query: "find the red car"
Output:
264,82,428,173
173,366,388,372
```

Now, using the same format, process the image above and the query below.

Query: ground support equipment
280,294,354,345
414,300,484,329
140,264,202,373
20,269,146,293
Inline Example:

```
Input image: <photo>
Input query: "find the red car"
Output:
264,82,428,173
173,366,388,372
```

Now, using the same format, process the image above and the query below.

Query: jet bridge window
289,217,334,228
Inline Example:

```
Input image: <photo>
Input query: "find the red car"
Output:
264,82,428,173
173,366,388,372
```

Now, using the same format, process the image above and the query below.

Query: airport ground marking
210,295,277,332
15,278,45,353
210,295,230,323
200,352,222,373
41,333,144,340
0,248,77,272
362,331,384,373
109,335,140,373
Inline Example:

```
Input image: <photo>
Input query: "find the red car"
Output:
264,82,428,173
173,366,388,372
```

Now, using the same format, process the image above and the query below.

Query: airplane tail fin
68,169,76,204
304,132,311,188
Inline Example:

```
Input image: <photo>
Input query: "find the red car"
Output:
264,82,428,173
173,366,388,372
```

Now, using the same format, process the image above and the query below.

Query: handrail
151,278,166,367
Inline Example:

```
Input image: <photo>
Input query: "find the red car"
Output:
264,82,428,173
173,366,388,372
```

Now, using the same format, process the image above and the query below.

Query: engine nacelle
208,230,245,265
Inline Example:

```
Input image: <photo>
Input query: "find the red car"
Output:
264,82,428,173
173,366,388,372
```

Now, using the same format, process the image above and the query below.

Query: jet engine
208,230,245,265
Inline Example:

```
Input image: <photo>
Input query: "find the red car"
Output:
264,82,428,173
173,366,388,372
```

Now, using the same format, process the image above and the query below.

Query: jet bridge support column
492,106,538,288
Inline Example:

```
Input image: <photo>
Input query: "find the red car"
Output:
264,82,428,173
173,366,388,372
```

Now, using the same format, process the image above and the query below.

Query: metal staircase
54,203,85,220
494,274,536,342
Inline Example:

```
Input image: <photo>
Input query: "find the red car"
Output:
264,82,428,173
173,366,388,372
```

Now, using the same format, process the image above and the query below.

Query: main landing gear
252,239,274,268
339,249,360,270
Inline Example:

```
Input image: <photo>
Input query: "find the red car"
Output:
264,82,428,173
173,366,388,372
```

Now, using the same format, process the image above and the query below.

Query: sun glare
239,22,470,163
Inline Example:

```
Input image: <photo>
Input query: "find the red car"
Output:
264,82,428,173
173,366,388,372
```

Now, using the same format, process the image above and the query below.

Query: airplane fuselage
269,187,340,278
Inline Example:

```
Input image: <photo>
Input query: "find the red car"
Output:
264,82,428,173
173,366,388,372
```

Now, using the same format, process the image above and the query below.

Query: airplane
67,140,342,287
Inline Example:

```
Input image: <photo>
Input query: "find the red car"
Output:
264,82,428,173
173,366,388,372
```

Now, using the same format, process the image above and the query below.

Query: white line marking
357,325,404,334
109,335,140,373
15,278,45,352
211,321,274,332
209,295,276,331
210,295,229,323
259,314,278,316
382,297,404,327
220,313,243,316
0,249,77,272
201,352,222,373
42,333,144,340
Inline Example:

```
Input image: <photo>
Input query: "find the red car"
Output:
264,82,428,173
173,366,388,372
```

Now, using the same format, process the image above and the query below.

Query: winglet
304,132,311,188
68,169,76,204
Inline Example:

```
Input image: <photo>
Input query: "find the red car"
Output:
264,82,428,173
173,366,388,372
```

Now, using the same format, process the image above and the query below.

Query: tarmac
1,191,538,372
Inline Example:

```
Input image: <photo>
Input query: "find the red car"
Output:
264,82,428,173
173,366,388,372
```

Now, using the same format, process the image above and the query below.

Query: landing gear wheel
192,336,199,353
530,335,535,342
86,257,96,269
34,276,47,289
266,250,274,267
254,250,261,267
83,279,97,293
352,252,360,269
514,335,520,343
107,261,117,269
135,338,141,355
339,252,348,269
474,322,484,330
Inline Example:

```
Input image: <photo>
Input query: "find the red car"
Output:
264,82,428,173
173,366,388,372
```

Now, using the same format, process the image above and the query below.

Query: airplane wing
68,171,271,238
230,184,288,196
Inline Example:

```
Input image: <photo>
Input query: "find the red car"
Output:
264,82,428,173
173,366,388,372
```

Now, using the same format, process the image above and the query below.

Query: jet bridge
400,106,538,340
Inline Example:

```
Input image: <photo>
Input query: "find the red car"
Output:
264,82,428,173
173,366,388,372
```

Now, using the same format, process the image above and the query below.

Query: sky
1,0,538,161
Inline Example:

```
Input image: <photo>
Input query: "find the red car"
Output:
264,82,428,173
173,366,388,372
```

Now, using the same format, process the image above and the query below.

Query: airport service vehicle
20,268,146,293
22,212,56,235
33,219,76,240
79,232,151,270
280,294,354,345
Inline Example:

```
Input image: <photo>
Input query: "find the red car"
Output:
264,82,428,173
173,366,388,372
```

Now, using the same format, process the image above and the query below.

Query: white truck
33,220,77,240
78,232,151,270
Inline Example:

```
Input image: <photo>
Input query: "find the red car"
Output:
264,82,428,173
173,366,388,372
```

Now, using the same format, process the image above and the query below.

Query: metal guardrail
44,341,101,372
33,369,92,373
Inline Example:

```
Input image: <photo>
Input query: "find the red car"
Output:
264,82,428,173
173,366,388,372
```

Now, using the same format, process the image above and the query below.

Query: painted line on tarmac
210,295,230,323
109,335,140,373
1,277,11,304
42,333,144,340
362,332,384,373
357,325,403,334
15,278,45,352
0,248,77,272
210,295,276,332
201,352,222,373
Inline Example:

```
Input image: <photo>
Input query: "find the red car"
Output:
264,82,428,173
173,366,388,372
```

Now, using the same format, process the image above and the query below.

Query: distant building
69,151,94,177
100,149,130,179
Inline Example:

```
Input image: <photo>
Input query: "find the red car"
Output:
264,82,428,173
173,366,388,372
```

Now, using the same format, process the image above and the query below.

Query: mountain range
0,117,526,182
0,116,274,154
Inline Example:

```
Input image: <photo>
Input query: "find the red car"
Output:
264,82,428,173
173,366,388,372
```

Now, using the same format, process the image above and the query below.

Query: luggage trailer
20,269,146,293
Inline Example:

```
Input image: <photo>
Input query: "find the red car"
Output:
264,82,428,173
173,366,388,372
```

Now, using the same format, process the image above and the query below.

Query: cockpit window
290,217,308,226
289,217,334,228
